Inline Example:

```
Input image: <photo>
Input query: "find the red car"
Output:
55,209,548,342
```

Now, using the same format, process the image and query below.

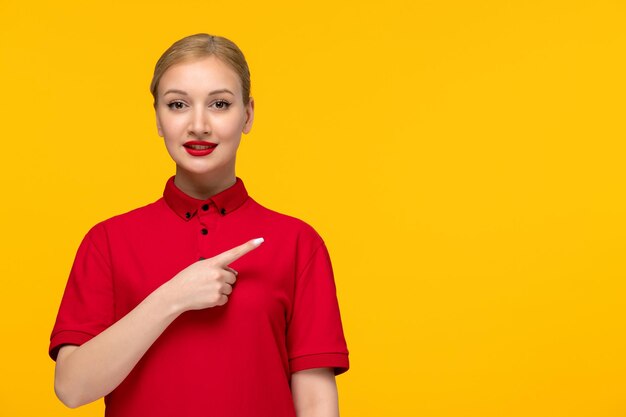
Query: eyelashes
212,100,231,110
166,101,186,110
166,99,232,111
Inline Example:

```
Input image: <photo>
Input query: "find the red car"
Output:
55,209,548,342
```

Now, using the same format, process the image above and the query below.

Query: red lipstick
183,141,218,156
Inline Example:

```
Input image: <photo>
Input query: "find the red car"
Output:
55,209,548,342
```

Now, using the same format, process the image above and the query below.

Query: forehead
158,56,242,94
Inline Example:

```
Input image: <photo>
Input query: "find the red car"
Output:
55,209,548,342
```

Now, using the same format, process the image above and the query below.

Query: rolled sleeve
286,242,350,375
49,224,115,360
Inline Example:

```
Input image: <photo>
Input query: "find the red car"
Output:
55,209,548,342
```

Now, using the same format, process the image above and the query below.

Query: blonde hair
150,33,251,108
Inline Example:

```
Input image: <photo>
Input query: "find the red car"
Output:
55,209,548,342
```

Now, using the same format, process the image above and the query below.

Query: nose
188,107,211,137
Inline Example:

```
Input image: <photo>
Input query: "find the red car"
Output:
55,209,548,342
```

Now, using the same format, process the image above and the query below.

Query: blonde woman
50,33,349,417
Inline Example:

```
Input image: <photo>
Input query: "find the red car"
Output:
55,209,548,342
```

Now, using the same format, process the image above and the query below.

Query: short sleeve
49,224,115,361
286,241,350,376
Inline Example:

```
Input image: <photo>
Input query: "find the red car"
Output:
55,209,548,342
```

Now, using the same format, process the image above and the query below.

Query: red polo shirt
49,177,349,416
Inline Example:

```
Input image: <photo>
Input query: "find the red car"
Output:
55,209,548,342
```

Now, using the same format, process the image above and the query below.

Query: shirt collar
163,176,249,221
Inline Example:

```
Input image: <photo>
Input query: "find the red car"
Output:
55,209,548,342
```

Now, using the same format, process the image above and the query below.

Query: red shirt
50,177,349,416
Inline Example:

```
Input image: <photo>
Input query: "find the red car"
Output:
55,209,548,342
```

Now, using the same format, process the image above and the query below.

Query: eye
166,101,186,110
211,100,231,110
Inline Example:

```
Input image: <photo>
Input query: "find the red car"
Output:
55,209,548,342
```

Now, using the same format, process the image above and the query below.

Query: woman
50,33,349,417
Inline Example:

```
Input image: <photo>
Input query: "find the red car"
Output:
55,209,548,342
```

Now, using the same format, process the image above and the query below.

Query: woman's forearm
54,286,181,408
292,368,340,417
54,239,260,408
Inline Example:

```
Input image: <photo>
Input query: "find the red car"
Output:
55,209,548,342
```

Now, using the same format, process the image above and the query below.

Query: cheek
160,116,187,137
213,114,246,138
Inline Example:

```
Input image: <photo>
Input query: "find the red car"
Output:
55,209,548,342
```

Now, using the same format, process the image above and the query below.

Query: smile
187,144,214,150
184,141,217,149
183,141,218,156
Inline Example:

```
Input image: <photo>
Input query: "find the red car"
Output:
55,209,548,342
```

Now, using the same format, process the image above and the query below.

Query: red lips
183,141,218,157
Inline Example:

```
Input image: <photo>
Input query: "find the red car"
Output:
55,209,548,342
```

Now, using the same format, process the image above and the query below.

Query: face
155,55,254,185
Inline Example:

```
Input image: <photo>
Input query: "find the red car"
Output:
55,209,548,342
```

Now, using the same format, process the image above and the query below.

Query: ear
156,113,164,137
242,97,255,134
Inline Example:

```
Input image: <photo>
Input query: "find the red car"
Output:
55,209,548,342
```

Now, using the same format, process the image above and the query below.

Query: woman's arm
54,287,181,408
291,368,340,417
54,239,262,408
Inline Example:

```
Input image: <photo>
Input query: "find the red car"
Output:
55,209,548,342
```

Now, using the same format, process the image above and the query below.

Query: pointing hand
163,238,264,312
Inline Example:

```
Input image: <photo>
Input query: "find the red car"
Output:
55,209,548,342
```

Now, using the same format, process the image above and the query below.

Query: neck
173,168,237,200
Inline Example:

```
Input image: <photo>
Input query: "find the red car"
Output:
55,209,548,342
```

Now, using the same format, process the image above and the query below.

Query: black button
199,256,206,260
201,228,208,235
185,212,191,219
202,204,209,211
220,208,226,215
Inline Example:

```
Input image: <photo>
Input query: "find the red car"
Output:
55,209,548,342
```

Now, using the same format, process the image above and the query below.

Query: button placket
197,202,218,260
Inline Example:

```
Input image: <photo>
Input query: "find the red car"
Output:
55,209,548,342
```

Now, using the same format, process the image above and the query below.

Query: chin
176,160,232,177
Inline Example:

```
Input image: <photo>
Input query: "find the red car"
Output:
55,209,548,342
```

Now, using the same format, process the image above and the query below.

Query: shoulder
246,197,325,246
82,198,167,242
245,199,333,276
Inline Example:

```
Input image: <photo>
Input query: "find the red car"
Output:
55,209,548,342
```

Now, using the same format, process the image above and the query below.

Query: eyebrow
163,88,235,96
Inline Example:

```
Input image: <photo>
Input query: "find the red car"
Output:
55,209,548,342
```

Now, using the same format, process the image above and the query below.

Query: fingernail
252,237,264,245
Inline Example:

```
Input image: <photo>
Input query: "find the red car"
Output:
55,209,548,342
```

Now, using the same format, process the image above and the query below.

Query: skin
156,55,254,199
55,55,339,416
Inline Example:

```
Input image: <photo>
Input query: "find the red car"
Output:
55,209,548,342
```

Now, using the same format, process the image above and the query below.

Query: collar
163,176,249,221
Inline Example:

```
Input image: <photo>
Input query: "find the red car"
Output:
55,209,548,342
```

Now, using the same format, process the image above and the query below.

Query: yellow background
1,0,625,416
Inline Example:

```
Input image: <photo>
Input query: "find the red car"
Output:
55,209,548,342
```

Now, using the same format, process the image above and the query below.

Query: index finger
209,238,264,267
